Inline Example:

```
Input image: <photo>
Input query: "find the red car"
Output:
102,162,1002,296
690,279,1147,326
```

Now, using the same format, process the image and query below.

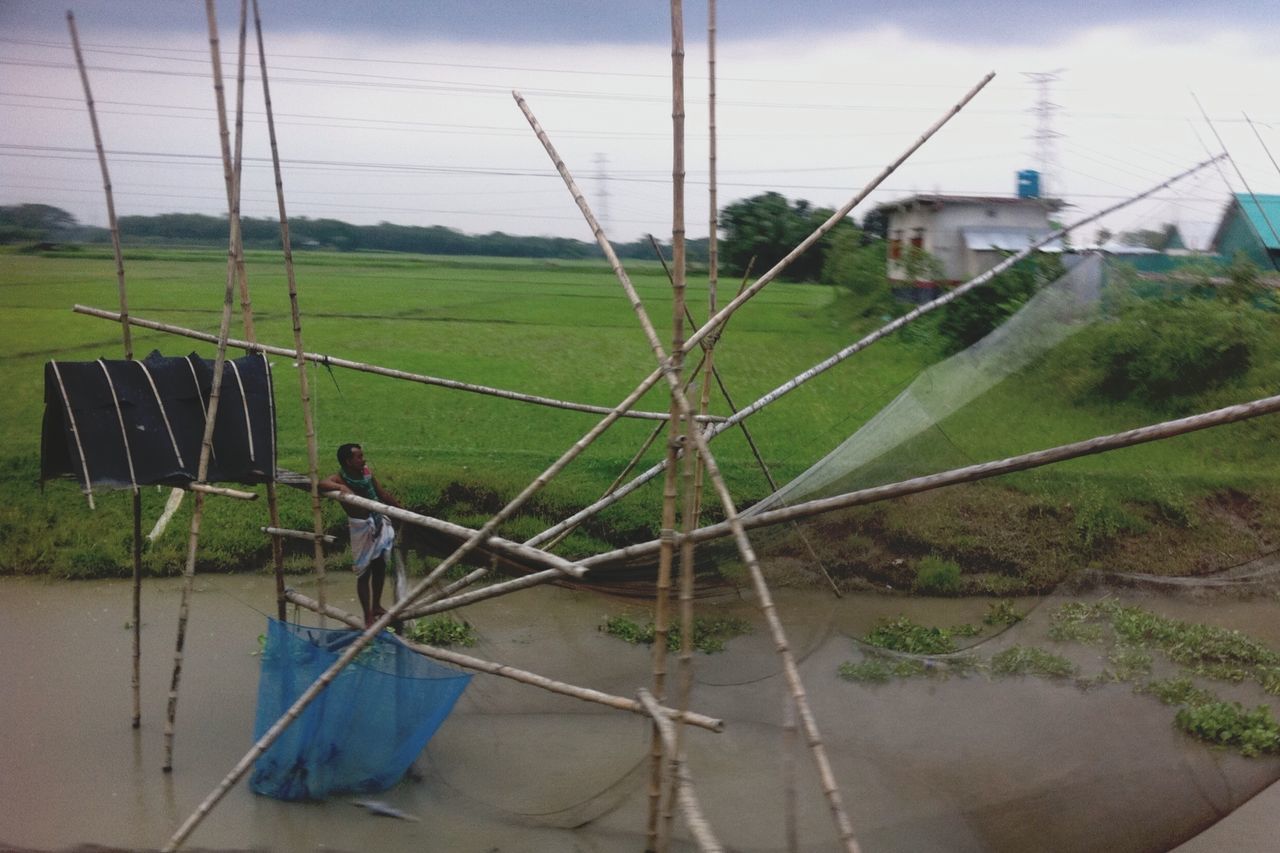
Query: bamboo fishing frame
513,88,861,851
68,12,143,728
49,4,1236,849
69,305,721,423
521,73,997,550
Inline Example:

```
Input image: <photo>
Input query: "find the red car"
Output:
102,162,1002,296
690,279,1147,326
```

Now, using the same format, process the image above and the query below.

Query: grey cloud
3,0,1270,46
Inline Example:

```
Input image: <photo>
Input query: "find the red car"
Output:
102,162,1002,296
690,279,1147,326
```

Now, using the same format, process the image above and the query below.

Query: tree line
3,193,893,277
0,204,709,264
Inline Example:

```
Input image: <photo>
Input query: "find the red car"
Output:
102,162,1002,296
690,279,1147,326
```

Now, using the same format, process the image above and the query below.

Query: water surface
3,575,1279,851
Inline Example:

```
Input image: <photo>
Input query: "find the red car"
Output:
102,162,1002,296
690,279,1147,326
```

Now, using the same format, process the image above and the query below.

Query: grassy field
5,246,1280,584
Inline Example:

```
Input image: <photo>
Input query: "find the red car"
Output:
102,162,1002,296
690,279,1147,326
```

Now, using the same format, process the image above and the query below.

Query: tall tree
720,191,845,281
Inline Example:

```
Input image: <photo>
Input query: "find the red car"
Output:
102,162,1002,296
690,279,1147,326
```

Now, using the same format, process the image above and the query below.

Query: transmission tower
594,152,611,233
1022,69,1065,198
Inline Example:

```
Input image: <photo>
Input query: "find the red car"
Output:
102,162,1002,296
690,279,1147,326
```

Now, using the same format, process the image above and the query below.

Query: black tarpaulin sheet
41,350,276,489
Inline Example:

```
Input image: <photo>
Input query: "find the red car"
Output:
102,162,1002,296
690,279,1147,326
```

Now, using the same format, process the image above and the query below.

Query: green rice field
4,246,1279,581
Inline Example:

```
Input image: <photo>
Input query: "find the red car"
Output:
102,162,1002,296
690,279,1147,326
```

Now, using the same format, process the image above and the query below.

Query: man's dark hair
337,443,361,466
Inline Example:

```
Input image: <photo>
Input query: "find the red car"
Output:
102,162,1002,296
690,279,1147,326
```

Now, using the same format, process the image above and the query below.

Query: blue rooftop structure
1211,193,1280,268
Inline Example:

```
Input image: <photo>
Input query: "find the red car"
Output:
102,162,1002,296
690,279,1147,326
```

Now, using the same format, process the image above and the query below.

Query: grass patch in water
1049,599,1280,689
1175,701,1280,757
862,615,987,655
838,657,929,683
601,614,750,654
990,645,1077,679
1103,645,1154,681
983,599,1024,626
1141,676,1215,707
397,615,476,647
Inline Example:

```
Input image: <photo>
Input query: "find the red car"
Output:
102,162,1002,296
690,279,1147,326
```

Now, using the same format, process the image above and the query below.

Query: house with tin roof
873,172,1066,296
1210,193,1280,270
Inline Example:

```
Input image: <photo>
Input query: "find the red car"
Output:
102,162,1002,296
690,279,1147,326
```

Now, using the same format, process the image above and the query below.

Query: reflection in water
2,575,1279,851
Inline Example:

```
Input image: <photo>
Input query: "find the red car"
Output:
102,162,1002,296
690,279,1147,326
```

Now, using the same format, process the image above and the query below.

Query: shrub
1073,488,1143,551
1086,298,1261,407
914,555,962,595
936,254,1063,353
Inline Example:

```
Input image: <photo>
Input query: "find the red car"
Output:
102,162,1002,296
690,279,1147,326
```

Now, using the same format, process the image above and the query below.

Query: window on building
890,230,902,260
911,228,924,249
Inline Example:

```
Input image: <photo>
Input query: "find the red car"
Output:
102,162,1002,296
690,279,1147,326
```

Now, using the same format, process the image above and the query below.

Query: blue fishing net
250,619,471,801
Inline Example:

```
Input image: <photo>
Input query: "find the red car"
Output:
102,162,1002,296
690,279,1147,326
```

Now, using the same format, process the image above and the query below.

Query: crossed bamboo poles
64,2,1243,850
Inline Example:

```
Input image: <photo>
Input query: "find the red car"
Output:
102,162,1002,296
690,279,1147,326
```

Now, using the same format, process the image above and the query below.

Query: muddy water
3,575,1280,852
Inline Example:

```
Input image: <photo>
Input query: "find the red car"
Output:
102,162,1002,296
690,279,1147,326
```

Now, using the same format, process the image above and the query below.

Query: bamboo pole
1244,113,1280,181
652,5,689,843
284,590,724,731
261,526,335,544
529,152,1230,544
135,361,186,468
637,688,723,853
669,0,717,835
229,0,255,343
164,0,244,772
69,306,720,423
188,483,258,500
67,9,142,728
47,361,95,509
582,388,1280,567
66,12,131,359
783,694,799,852
96,360,139,489
324,490,587,579
251,0,327,621
514,91,861,853
222,7,288,618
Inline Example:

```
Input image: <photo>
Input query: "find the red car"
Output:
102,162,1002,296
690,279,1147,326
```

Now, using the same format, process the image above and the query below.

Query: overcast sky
2,0,1277,248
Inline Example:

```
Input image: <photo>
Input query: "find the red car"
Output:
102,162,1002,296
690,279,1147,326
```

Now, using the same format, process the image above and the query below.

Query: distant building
1210,193,1280,269
873,182,1066,300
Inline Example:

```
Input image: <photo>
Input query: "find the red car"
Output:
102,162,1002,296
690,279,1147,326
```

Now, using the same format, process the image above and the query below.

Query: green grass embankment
5,247,1280,585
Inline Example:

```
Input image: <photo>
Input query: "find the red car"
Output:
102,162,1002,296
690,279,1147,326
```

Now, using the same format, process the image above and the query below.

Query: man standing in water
321,443,402,627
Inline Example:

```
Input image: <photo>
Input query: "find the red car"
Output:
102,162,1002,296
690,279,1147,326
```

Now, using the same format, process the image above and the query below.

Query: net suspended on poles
250,619,472,801
748,253,1106,513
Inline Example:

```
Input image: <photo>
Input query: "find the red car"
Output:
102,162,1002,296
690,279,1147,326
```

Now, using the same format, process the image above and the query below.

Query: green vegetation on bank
601,613,751,654
840,602,1280,757
4,241,1280,585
